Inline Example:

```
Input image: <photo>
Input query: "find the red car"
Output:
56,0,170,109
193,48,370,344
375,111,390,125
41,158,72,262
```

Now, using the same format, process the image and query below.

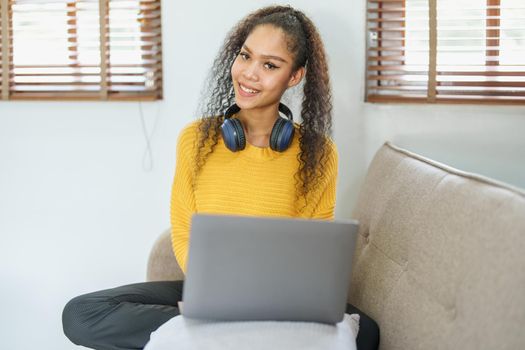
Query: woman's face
231,25,304,113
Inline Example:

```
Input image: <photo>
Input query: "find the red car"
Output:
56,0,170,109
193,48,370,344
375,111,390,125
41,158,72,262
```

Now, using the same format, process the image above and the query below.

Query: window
0,0,162,101
366,0,525,104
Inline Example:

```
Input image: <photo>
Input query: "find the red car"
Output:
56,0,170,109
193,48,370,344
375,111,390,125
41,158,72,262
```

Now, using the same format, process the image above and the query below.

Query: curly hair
193,5,333,212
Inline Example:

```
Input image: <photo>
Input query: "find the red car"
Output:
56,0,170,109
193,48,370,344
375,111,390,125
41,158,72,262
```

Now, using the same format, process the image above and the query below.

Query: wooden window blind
366,0,525,105
0,0,162,101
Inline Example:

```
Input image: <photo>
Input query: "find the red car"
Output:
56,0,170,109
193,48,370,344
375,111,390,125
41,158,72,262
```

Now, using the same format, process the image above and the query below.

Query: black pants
62,281,379,350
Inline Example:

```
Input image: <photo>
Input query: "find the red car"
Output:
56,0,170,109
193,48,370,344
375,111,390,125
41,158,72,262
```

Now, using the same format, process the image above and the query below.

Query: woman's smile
238,83,260,97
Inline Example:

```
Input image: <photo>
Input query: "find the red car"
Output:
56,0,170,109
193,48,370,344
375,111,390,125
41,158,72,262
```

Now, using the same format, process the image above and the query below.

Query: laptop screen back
182,214,359,324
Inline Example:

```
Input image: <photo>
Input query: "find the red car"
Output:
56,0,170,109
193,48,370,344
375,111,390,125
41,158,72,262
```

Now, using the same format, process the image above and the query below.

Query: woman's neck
236,105,280,147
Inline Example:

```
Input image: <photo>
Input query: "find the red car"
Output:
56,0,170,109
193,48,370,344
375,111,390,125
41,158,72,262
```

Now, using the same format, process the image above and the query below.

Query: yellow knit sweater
170,120,338,273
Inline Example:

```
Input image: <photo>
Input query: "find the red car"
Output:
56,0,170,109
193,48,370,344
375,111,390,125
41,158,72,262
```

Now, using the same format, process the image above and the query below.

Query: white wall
0,1,523,349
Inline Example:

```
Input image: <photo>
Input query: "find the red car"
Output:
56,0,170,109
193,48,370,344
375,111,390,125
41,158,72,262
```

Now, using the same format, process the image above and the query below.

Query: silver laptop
181,213,359,324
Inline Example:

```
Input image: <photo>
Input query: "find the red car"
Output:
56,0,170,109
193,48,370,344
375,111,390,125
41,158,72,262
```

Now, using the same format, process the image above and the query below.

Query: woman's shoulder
325,136,338,158
177,119,204,145
323,136,338,170
175,120,202,156
179,120,201,138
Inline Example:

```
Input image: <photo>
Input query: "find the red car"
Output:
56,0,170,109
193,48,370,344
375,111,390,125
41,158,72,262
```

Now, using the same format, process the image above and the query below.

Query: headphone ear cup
221,118,246,152
231,118,246,150
270,118,295,152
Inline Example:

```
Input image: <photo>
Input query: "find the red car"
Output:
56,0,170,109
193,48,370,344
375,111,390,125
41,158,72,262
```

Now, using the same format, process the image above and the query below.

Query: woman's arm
309,139,338,220
170,123,198,274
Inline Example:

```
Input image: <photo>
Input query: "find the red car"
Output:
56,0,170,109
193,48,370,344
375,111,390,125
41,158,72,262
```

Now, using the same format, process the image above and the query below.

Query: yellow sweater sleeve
310,139,338,220
170,123,198,274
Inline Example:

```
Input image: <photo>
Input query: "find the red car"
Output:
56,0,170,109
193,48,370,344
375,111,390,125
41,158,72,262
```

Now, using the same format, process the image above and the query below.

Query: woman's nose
242,62,259,81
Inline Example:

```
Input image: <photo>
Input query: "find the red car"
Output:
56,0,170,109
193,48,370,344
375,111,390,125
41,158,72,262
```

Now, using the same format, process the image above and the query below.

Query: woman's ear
287,67,306,88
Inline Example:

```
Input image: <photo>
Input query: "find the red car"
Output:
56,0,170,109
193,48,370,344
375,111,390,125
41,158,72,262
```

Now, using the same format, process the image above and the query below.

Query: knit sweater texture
170,120,338,273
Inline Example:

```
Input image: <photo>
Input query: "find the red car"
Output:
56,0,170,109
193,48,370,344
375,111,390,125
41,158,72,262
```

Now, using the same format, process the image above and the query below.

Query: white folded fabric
145,313,359,350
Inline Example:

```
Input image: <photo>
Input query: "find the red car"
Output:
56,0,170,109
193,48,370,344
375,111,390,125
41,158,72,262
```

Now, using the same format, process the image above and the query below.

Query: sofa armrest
147,228,185,282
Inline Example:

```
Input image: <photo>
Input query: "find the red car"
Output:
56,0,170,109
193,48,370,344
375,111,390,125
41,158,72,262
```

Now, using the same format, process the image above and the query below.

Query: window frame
365,0,525,105
0,0,163,101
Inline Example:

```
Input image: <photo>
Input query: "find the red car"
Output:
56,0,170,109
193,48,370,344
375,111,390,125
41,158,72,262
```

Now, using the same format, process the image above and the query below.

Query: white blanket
145,314,359,350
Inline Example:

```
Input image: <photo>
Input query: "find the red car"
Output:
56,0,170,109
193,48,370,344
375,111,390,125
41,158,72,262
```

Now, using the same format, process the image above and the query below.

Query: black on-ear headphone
220,103,295,152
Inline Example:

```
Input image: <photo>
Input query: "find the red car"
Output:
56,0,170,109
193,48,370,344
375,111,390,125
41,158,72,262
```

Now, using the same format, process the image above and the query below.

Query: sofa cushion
348,142,525,350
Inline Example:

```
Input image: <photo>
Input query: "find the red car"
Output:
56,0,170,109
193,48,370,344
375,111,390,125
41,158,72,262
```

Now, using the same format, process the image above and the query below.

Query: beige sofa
147,141,525,350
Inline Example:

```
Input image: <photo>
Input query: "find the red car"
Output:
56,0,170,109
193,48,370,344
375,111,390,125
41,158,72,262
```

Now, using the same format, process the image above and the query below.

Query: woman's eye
264,62,278,70
239,52,249,60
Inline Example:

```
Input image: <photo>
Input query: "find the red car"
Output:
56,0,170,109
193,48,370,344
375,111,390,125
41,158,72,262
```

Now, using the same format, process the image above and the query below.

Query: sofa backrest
348,142,525,350
147,228,185,282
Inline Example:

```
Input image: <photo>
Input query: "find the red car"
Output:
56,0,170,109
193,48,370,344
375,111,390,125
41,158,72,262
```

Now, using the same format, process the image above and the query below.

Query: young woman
62,6,379,350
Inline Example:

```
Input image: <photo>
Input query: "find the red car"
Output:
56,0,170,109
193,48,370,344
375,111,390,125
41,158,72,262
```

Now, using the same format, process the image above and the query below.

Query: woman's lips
238,83,260,97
